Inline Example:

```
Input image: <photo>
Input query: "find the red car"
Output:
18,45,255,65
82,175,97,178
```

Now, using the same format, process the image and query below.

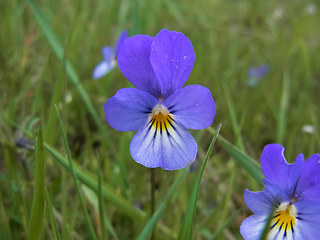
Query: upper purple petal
115,30,128,56
150,29,195,97
104,88,158,131
162,85,216,129
102,46,115,62
295,154,320,202
117,35,161,97
286,153,305,197
260,144,290,190
248,64,269,79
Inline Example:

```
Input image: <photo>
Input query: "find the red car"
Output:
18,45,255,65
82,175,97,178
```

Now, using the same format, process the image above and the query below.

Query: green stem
150,168,156,240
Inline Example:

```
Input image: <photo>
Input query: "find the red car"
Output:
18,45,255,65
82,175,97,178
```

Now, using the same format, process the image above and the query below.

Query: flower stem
150,168,156,240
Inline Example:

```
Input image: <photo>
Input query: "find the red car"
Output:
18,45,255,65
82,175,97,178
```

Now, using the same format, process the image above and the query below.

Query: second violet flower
104,29,216,170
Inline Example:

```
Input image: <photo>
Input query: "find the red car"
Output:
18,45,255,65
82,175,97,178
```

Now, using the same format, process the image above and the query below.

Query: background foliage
1,0,320,239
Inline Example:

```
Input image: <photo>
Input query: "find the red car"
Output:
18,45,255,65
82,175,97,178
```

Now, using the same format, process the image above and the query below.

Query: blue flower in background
241,144,320,239
93,30,128,79
103,29,216,170
246,64,269,87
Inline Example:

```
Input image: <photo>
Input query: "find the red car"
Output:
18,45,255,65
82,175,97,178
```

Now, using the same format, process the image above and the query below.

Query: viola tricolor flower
103,29,216,170
93,30,128,79
246,64,269,87
240,143,320,239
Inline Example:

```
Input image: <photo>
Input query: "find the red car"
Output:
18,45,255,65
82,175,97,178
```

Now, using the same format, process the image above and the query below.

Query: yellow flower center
271,202,297,233
150,104,173,131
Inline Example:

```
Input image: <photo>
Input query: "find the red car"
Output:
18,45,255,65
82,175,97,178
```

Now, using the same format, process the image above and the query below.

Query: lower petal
294,201,320,239
240,214,268,240
93,61,115,79
129,115,197,170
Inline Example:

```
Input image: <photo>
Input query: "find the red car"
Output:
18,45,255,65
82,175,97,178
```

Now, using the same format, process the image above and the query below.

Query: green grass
1,0,320,239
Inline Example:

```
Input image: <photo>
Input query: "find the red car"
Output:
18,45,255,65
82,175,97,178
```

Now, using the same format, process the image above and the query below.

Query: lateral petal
162,85,216,129
104,88,158,131
244,180,290,215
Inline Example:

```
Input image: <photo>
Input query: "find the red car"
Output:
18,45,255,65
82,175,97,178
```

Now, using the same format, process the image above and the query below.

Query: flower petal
260,144,289,190
287,153,305,197
115,30,128,55
150,29,195,97
93,61,115,79
162,85,216,130
295,154,320,202
117,35,160,96
129,115,197,170
104,88,158,131
240,214,268,240
244,180,290,215
102,46,115,62
294,201,320,239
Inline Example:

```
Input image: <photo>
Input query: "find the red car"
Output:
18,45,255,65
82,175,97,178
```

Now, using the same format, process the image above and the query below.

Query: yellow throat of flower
150,104,173,131
271,202,297,233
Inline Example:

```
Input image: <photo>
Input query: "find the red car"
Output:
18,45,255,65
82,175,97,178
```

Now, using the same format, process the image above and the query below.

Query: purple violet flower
240,143,320,239
246,64,269,87
93,30,128,79
103,29,216,170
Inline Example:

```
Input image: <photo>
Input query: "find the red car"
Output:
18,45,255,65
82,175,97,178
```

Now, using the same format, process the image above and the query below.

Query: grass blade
276,73,290,145
55,105,98,240
178,124,222,240
210,207,243,239
45,143,146,221
207,128,264,183
3,114,147,222
96,152,107,240
136,169,188,240
45,189,61,240
28,126,45,240
27,0,114,149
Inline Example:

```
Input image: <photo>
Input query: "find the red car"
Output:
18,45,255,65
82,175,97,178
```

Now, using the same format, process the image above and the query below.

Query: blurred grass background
1,0,320,239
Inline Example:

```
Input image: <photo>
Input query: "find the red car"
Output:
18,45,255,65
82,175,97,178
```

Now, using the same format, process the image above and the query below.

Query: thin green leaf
28,126,45,240
55,105,98,240
260,206,276,240
27,0,114,149
276,73,290,145
222,80,245,150
210,207,243,240
45,189,61,240
163,0,186,27
96,152,107,240
82,185,119,240
45,143,146,221
178,124,222,240
208,128,264,183
136,169,188,240
3,115,147,222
